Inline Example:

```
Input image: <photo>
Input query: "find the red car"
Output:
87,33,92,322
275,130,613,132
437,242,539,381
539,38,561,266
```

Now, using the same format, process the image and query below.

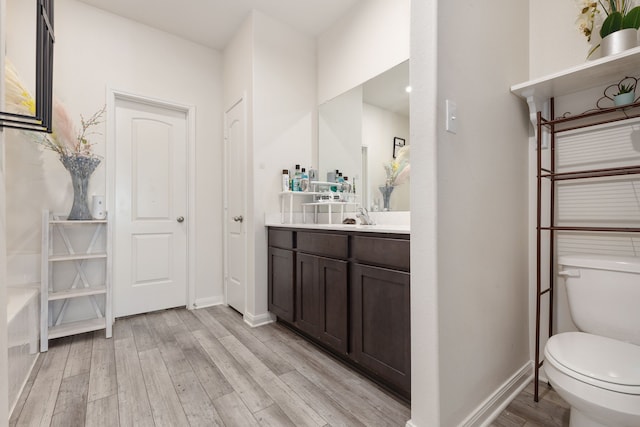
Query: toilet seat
545,332,640,395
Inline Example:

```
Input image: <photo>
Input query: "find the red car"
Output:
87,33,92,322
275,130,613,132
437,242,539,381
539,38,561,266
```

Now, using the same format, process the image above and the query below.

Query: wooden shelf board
48,286,106,301
280,191,325,196
48,318,106,339
301,202,359,206
50,220,107,225
49,252,107,262
511,47,640,100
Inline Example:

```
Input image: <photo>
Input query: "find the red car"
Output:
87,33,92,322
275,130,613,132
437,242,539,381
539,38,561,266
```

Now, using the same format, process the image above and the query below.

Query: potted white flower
576,0,640,57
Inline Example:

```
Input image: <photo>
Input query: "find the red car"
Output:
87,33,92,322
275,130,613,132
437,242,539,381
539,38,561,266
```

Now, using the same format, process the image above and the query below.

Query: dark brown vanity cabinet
267,230,295,322
351,234,411,396
267,227,410,400
351,263,411,394
296,232,349,354
296,253,349,353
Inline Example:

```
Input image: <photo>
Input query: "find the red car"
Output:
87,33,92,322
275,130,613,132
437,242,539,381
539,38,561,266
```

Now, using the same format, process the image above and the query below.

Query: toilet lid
546,332,640,392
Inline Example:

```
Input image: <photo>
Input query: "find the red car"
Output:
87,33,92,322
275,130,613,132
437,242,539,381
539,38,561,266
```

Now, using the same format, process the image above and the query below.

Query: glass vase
60,154,101,220
379,184,395,211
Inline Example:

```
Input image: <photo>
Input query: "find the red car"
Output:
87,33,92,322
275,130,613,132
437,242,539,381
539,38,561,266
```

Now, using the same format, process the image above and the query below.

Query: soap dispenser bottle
293,164,301,191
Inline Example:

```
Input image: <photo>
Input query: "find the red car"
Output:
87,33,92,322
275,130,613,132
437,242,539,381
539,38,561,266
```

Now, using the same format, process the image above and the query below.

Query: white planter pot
601,29,638,57
614,92,635,106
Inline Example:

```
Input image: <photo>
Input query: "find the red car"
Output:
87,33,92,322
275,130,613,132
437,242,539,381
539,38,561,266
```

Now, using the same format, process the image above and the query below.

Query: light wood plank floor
490,381,570,427
11,306,410,427
11,305,569,426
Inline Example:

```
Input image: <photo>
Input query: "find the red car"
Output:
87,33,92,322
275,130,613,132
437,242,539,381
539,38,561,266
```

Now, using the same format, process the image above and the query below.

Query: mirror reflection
318,60,410,212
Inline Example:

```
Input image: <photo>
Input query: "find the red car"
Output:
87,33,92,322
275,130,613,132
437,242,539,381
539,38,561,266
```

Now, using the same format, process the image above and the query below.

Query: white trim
193,296,224,309
106,88,197,313
459,360,534,427
243,310,276,328
405,421,418,427
0,0,9,420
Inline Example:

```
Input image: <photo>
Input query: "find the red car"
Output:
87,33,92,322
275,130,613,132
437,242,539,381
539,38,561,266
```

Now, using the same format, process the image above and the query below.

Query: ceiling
363,61,410,117
76,0,361,50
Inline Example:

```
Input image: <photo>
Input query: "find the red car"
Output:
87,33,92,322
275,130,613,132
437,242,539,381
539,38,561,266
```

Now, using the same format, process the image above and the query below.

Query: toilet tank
558,254,640,345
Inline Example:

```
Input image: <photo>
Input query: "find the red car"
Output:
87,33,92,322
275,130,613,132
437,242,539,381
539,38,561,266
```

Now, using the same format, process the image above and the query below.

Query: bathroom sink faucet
356,207,375,225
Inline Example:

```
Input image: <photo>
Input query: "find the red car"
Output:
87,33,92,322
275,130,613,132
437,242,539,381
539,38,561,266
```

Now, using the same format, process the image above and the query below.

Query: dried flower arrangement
5,59,105,158
383,145,410,186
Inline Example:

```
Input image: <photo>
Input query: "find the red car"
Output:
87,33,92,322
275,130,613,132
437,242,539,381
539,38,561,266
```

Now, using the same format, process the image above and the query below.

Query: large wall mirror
1,0,54,133
318,60,409,212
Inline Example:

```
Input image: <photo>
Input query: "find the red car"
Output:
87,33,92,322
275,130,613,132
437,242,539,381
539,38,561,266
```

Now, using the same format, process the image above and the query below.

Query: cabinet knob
177,216,185,223
233,215,244,223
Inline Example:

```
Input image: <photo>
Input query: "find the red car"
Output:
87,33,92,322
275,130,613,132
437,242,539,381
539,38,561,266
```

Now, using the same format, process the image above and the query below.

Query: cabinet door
296,253,321,336
268,247,295,322
351,263,411,396
318,257,348,354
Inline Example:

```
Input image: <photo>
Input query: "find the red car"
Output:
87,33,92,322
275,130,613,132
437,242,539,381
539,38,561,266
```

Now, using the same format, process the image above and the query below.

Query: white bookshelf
40,210,112,351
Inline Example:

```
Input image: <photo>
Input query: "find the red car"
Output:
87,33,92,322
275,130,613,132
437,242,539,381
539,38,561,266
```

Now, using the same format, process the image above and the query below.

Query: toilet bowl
544,332,640,427
544,254,640,427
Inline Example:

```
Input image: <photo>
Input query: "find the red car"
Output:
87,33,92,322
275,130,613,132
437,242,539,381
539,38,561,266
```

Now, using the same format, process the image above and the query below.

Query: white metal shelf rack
40,210,112,351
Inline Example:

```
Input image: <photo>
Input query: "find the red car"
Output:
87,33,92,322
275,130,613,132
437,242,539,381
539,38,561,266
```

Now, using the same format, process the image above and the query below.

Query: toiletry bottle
282,169,290,192
300,168,309,192
342,176,351,194
326,170,336,184
293,164,301,191
308,167,318,182
330,169,339,192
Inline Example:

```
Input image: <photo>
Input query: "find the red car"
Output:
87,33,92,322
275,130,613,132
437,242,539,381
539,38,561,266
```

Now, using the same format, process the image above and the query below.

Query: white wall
411,0,531,425
409,0,440,424
318,86,362,184
1,0,10,419
435,0,530,423
362,103,409,211
317,0,410,104
529,0,592,78
224,10,316,323
5,0,224,306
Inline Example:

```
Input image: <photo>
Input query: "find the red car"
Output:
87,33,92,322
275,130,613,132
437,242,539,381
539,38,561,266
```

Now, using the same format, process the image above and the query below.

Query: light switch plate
446,99,457,134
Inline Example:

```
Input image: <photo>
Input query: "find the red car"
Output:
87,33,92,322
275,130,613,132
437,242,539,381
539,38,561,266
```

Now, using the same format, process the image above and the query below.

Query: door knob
177,216,185,223
233,215,243,223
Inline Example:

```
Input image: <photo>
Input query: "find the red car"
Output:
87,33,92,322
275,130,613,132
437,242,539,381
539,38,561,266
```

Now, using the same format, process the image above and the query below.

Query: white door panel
114,99,188,317
225,99,246,313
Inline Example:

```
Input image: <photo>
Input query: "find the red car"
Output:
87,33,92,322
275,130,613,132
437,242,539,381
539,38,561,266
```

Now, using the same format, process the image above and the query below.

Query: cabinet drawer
297,232,348,258
269,229,294,249
351,235,409,270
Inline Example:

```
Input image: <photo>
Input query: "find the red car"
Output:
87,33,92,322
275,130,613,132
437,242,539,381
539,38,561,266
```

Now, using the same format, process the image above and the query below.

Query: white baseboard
244,311,276,327
192,296,224,309
405,420,418,427
460,360,534,427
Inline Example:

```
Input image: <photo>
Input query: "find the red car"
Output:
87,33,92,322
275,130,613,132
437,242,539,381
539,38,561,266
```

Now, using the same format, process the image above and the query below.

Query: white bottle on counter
282,169,290,192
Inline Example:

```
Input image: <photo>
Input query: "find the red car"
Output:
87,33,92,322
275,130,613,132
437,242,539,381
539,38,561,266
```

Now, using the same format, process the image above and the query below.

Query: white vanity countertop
265,222,410,235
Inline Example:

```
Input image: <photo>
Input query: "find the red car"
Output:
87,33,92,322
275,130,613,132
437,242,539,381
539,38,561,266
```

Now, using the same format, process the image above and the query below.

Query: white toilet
544,254,640,427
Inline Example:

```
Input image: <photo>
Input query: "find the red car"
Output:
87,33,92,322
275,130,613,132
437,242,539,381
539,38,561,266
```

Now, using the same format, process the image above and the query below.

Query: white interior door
113,98,188,317
225,99,246,313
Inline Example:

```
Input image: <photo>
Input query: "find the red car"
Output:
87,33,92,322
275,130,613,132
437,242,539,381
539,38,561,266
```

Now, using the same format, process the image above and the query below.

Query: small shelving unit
512,48,640,402
40,210,112,351
279,181,358,224
532,99,640,401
